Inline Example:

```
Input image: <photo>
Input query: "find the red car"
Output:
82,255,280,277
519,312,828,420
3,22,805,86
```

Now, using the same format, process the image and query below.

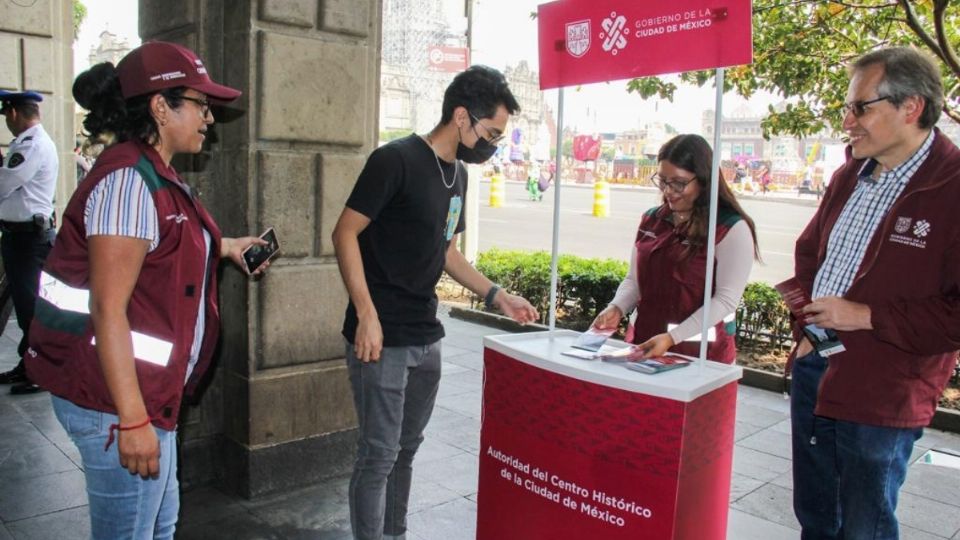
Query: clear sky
73,0,774,135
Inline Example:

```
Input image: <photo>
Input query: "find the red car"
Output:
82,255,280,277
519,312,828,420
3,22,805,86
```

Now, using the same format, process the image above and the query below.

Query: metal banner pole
698,67,725,371
549,87,565,332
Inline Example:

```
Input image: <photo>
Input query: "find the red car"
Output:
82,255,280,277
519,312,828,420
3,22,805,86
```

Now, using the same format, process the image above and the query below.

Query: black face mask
456,127,498,164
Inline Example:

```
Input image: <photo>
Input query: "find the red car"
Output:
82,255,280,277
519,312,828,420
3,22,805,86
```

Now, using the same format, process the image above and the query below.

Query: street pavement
2,311,960,539
476,180,819,286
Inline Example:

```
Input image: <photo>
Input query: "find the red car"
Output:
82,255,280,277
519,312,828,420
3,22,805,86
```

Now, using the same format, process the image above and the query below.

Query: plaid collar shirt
812,130,935,299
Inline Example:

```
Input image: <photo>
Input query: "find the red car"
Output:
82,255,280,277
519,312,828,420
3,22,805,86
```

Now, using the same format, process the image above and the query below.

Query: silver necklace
426,134,457,189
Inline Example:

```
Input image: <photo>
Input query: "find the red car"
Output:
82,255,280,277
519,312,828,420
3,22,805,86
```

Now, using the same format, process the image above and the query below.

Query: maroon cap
117,41,241,101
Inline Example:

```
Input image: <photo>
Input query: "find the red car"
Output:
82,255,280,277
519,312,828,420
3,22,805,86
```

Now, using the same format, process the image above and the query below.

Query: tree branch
944,105,960,125
897,0,945,62
933,0,960,78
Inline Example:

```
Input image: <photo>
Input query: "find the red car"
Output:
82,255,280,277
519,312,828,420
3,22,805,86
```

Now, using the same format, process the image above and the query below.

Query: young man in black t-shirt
332,66,539,540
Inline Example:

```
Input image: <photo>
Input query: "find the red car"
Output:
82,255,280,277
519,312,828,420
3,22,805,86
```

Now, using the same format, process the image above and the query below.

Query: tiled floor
1,314,959,539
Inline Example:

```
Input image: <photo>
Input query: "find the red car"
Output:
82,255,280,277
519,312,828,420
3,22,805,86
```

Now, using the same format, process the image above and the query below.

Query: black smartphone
241,227,280,274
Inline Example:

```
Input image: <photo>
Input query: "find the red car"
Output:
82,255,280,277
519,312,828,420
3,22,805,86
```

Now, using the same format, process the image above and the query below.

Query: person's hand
802,296,872,331
221,236,272,275
354,312,383,362
118,422,160,479
495,292,539,324
795,337,814,358
591,305,623,331
635,333,675,359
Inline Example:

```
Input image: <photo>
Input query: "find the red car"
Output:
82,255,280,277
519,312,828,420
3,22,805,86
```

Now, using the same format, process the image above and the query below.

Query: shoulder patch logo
6,153,24,168
913,220,931,238
894,216,911,234
165,214,188,224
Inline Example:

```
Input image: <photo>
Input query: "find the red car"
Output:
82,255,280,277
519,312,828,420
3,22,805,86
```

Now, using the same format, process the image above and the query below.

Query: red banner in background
573,135,601,161
427,46,469,72
537,0,753,89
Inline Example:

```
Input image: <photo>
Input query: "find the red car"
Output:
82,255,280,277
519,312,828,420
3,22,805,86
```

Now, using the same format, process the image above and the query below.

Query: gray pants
347,341,442,540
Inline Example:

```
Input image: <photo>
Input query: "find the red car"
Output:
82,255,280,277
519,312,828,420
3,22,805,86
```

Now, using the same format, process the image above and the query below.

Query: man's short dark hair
1,100,40,120
440,65,520,125
852,47,944,130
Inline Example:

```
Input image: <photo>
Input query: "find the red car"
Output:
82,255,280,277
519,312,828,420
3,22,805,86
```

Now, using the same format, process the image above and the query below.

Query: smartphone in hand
241,227,280,274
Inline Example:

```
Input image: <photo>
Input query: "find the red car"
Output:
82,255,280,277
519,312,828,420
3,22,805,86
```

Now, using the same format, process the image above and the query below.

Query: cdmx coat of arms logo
894,216,912,234
566,19,591,58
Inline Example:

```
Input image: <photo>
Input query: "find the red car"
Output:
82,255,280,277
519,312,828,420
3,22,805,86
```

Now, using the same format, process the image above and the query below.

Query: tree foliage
73,0,87,41
625,0,959,138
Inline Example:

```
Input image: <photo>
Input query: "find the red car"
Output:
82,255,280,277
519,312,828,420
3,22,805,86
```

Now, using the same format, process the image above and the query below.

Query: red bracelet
104,417,152,451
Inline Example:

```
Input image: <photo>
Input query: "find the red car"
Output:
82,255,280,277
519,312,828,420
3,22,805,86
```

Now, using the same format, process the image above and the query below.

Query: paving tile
244,478,352,537
442,369,483,392
431,420,480,454
952,527,960,540
726,508,798,540
770,469,793,490
0,469,87,521
732,446,792,482
730,483,800,531
414,436,466,465
0,443,77,483
729,472,765,503
917,428,960,453
406,477,462,514
735,402,789,429
769,418,792,435
416,452,478,497
901,523,951,540
443,352,483,371
406,497,477,540
0,522,12,540
175,510,288,540
902,462,960,507
734,420,765,442
4,505,89,540
737,426,792,460
440,361,470,376
179,486,248,527
433,391,481,420
440,343,474,359
898,492,960,538
0,421,50,452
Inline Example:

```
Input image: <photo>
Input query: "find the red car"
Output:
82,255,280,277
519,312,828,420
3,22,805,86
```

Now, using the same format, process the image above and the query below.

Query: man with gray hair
790,46,960,539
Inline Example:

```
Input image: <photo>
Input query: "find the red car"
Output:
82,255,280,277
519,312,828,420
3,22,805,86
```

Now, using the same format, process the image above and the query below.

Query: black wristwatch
484,285,501,310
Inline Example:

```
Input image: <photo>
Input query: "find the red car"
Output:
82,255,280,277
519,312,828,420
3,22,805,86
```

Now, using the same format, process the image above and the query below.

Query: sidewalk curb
446,304,960,435
477,178,822,208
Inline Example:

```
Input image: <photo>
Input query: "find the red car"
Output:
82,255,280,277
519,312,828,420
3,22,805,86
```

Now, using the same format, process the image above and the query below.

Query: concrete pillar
139,0,380,497
0,0,76,217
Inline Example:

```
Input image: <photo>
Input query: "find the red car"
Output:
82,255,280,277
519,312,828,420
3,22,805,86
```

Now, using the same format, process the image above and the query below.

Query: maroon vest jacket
26,141,223,430
626,205,741,363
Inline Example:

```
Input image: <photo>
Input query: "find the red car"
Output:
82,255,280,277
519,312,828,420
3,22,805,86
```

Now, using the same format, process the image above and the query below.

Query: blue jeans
51,395,179,540
346,342,442,540
790,352,922,540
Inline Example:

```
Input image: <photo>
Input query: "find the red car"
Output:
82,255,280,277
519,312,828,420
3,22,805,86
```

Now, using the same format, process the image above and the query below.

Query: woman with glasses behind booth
26,41,270,539
591,134,760,363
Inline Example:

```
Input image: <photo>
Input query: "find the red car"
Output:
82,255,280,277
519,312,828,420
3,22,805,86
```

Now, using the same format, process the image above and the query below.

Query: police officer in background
0,90,58,394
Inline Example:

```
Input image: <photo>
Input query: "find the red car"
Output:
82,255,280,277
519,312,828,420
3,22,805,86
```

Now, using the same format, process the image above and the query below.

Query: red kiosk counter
476,330,743,540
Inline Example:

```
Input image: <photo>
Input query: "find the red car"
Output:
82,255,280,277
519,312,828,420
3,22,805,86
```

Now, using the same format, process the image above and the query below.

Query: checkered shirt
812,130,935,299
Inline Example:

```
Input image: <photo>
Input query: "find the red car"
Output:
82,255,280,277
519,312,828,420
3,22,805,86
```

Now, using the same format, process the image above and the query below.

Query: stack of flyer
563,328,692,374
774,277,846,357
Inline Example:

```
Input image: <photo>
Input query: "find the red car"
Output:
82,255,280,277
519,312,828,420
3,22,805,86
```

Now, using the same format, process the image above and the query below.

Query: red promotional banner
427,46,470,72
537,0,753,89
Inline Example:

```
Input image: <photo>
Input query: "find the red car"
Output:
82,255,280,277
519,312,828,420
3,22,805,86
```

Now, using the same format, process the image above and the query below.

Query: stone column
0,0,76,216
139,0,379,497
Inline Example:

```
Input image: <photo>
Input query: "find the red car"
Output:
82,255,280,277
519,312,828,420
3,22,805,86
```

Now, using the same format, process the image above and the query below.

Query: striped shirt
813,130,935,299
84,167,159,250
84,166,211,383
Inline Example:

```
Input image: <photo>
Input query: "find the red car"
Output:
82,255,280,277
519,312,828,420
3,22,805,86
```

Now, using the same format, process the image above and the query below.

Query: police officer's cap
0,90,44,105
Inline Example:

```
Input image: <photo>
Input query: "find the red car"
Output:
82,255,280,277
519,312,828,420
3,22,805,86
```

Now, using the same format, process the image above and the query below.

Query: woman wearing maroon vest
592,134,759,363
26,42,268,539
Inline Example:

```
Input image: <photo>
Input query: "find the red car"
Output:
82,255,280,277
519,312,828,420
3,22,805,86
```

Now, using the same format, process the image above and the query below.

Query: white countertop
483,330,743,403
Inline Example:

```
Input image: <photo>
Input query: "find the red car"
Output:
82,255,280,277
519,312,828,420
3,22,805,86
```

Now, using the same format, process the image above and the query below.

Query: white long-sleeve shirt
609,219,754,344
